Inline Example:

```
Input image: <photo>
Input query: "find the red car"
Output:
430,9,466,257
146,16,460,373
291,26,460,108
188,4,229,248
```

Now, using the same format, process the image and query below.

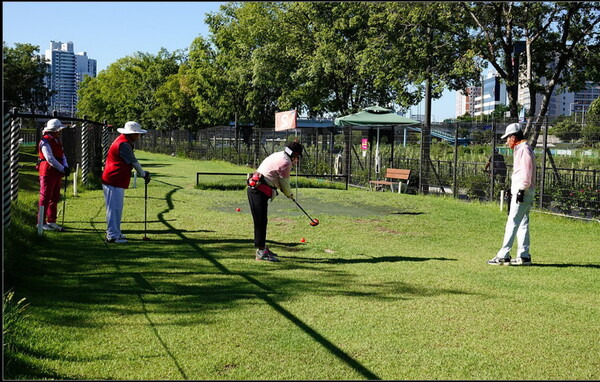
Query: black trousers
247,187,269,248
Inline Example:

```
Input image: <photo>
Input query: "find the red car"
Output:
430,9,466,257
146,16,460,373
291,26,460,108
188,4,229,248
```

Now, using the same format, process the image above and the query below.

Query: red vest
38,134,65,176
102,134,133,189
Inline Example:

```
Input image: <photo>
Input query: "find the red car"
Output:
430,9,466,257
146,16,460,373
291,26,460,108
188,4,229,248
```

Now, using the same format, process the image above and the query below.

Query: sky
3,1,457,121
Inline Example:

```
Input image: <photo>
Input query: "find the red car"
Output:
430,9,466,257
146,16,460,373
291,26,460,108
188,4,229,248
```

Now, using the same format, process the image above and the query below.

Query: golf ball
236,208,241,212
300,238,306,243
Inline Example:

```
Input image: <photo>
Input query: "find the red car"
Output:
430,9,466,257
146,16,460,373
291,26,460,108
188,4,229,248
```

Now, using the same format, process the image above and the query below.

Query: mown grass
4,148,600,380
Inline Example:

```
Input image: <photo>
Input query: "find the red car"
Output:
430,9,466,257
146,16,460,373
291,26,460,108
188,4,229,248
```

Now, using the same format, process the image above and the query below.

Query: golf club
60,174,68,231
143,179,150,241
292,199,319,226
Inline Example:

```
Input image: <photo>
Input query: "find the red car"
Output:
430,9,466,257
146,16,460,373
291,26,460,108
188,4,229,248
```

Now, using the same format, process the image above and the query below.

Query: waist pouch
247,172,275,198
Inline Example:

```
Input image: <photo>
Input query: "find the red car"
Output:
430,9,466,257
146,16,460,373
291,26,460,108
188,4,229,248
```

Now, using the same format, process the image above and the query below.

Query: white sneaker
105,236,127,243
47,223,63,231
42,224,54,231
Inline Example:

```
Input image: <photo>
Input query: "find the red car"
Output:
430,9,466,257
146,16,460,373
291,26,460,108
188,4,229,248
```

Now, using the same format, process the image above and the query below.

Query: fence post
102,120,109,167
10,116,21,201
540,118,549,209
81,120,90,186
453,123,459,198
490,121,496,202
3,105,13,229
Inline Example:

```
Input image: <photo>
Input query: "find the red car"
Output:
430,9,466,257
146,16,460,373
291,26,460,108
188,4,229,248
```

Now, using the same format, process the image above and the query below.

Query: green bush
460,174,489,200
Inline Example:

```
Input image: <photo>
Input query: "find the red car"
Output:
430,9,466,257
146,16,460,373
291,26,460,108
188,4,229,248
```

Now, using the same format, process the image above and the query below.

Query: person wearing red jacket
37,118,70,231
101,121,151,243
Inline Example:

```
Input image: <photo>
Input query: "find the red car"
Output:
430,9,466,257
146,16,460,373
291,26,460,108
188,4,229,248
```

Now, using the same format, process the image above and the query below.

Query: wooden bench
369,168,411,193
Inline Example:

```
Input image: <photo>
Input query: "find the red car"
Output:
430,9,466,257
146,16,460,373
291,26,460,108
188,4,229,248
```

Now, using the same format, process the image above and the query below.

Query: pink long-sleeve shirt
256,151,293,197
511,141,536,193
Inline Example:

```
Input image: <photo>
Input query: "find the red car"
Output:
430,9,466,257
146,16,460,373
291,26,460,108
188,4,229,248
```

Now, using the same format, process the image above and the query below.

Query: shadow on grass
155,184,381,380
6,173,470,381
279,254,456,264
528,263,600,269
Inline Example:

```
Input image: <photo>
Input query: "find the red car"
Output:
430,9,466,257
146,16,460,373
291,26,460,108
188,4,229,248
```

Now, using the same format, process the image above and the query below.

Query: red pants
39,174,63,224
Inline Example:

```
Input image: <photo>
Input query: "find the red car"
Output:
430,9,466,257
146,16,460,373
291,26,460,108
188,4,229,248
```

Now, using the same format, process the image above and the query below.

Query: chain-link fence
134,117,599,219
9,113,599,222
2,107,108,231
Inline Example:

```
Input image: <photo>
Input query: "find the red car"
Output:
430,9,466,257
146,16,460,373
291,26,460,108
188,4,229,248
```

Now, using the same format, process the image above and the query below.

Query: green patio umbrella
334,106,420,174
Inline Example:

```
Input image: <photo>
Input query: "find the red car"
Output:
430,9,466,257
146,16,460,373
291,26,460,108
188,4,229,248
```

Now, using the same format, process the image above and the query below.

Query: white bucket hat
117,121,147,134
501,122,522,139
43,118,66,133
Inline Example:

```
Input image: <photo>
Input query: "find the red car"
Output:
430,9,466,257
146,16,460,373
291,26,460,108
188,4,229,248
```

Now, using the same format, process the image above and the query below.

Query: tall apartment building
44,41,97,116
455,86,482,118
466,68,507,117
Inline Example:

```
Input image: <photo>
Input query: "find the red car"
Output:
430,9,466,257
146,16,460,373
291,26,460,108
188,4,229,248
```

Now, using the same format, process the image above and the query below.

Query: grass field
4,149,600,380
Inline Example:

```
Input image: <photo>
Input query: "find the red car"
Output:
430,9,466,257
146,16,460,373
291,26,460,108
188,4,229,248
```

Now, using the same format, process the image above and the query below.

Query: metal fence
5,112,599,230
135,119,599,219
2,107,108,230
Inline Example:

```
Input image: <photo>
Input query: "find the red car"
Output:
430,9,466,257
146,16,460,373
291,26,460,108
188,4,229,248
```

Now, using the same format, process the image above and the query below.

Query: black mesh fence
16,114,599,220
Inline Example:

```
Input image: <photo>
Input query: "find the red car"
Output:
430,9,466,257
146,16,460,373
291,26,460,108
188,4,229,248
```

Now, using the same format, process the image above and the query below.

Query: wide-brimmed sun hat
117,121,147,134
43,118,66,133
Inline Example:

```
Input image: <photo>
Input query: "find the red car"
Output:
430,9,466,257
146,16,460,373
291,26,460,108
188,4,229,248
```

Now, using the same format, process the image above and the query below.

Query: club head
142,236,151,241
309,218,319,227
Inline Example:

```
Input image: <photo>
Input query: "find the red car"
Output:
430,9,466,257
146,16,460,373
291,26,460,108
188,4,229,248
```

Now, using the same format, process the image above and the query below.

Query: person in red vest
101,121,151,243
37,118,70,231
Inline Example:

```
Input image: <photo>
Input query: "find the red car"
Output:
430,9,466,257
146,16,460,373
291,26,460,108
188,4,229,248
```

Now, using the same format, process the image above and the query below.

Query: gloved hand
63,166,71,177
144,171,151,184
516,189,525,203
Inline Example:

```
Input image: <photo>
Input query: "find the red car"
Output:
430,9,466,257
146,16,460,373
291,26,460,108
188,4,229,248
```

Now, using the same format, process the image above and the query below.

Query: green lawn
4,150,600,380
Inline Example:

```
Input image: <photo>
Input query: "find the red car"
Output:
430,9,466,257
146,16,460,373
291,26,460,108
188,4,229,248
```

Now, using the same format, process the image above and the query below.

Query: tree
3,42,52,113
78,49,183,128
462,2,600,146
550,119,581,142
587,97,600,126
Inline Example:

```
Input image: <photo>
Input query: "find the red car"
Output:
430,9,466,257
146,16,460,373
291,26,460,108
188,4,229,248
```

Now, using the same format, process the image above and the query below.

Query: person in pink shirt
488,123,536,266
247,141,303,262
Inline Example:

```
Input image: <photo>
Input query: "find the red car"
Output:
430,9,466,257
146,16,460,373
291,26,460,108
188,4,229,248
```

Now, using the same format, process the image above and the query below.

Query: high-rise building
44,41,96,116
456,86,482,118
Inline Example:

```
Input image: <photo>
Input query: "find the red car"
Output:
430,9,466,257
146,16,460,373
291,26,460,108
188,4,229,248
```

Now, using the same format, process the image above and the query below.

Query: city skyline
3,1,457,121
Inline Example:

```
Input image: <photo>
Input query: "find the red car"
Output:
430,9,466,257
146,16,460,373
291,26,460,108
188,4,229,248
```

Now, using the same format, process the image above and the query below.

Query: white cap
501,123,522,139
117,121,147,134
43,118,66,133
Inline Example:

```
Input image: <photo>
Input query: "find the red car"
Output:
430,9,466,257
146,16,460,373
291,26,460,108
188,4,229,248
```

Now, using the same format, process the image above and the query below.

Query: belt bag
248,172,275,198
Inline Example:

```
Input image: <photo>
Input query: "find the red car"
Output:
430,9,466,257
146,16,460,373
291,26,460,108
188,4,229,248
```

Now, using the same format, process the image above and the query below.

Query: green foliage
77,49,184,129
548,184,600,217
2,42,52,112
463,2,600,143
550,119,581,142
459,173,489,200
588,97,600,118
582,124,600,146
3,290,29,349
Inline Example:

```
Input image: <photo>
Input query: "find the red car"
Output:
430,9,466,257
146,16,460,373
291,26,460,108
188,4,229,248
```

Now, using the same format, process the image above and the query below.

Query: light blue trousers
497,189,535,259
103,184,125,240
